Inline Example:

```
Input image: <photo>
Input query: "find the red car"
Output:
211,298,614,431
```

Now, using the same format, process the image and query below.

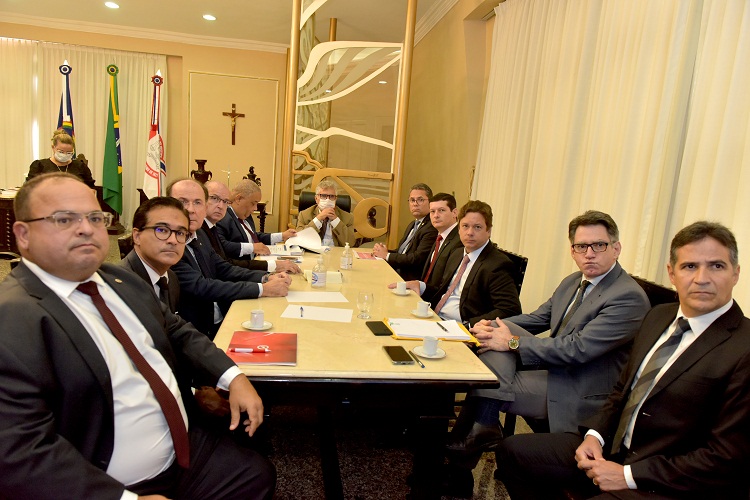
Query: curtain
474,0,750,310
0,38,167,229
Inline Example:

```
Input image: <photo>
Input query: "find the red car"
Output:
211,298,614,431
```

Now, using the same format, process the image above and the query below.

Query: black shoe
446,421,504,455
441,466,475,498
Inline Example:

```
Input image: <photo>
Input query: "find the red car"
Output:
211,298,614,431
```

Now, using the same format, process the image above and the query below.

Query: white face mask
54,151,74,163
318,199,335,211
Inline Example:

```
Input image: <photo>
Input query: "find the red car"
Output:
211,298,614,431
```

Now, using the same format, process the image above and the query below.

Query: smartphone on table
366,320,391,336
383,345,415,365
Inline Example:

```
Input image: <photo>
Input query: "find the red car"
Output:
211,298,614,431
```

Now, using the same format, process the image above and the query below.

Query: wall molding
415,0,459,45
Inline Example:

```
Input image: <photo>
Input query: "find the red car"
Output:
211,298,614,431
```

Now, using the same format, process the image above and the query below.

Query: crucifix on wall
222,103,245,145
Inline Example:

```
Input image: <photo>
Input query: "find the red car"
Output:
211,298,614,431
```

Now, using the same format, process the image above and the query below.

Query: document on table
285,227,328,254
282,304,353,323
386,318,476,342
286,291,348,303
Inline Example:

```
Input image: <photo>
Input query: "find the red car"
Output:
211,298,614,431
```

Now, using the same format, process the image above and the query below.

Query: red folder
226,332,297,366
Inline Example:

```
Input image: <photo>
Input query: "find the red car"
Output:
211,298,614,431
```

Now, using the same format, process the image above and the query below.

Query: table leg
317,406,344,500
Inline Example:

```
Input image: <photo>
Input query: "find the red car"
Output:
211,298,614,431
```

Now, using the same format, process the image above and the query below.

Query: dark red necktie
242,219,261,243
423,234,444,282
76,281,190,468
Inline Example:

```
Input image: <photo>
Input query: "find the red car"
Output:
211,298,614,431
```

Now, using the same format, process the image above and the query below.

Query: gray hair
316,179,337,194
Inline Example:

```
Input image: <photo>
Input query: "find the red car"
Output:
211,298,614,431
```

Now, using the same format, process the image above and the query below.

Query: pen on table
300,306,304,318
410,350,425,368
436,322,449,333
229,348,272,353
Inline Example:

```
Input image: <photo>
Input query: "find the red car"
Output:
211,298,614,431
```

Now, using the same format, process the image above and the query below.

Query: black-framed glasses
22,211,113,229
208,194,233,206
139,225,188,243
317,193,338,200
408,197,428,204
571,242,610,254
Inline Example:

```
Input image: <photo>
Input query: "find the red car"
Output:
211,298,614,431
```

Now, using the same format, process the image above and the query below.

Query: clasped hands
575,435,628,491
316,206,337,222
372,242,388,259
470,318,515,353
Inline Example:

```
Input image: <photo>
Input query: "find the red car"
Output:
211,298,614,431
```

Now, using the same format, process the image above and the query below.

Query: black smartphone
383,345,415,365
366,320,391,336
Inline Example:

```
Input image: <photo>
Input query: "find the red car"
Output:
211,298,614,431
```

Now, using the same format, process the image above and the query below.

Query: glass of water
357,291,374,319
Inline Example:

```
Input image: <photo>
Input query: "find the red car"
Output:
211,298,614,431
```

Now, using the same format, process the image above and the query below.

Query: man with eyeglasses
121,196,188,313
168,179,291,339
216,179,296,259
372,183,438,280
0,173,275,499
441,210,649,497
296,179,355,247
204,181,300,274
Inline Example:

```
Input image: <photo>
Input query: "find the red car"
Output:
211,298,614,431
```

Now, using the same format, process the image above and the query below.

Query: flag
102,64,123,214
57,61,75,153
143,71,166,198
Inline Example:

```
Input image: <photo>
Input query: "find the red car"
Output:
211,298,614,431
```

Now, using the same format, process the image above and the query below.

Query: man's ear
132,228,141,247
12,221,30,252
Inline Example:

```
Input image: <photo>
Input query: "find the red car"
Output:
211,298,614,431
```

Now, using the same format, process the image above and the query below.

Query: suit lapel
554,263,624,337
397,220,416,250
551,277,583,334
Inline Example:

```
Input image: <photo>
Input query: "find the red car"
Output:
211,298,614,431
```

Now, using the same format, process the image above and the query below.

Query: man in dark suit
204,180,300,274
216,179,296,258
497,221,750,500
372,183,438,280
168,179,291,338
443,210,649,497
120,196,188,313
0,172,274,499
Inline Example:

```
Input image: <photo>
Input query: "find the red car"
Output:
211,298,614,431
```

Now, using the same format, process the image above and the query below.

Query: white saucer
413,346,446,359
392,289,410,296
241,320,273,331
410,309,433,318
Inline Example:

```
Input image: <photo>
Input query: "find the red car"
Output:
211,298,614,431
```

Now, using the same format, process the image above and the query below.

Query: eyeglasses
22,211,113,229
571,242,610,254
317,194,338,200
408,197,428,204
208,194,233,206
139,225,188,243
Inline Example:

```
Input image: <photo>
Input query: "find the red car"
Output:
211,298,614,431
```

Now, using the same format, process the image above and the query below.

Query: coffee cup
251,309,264,329
423,336,439,356
416,300,430,316
396,281,407,294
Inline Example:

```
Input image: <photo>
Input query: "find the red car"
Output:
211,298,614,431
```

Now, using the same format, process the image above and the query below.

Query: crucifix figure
222,103,245,145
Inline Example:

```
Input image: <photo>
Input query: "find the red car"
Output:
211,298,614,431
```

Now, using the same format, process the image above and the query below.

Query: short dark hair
458,200,493,229
670,221,739,267
430,192,456,211
410,183,433,199
132,197,189,230
15,172,80,220
166,178,208,201
568,210,619,243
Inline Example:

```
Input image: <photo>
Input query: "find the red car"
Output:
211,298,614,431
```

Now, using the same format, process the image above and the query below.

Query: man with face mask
296,179,356,247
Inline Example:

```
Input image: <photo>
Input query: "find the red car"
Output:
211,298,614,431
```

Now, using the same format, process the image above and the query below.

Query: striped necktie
434,254,470,314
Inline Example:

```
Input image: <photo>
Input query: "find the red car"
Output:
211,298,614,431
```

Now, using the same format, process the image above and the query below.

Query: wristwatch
508,335,520,351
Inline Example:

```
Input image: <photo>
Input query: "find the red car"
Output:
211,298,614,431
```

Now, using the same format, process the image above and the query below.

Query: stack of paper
267,244,303,256
285,227,328,253
386,318,475,342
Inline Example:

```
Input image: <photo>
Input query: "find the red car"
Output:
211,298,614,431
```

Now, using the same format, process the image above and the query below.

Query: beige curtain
474,0,750,310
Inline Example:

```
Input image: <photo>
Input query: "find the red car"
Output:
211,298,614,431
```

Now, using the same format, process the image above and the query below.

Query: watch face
508,337,520,350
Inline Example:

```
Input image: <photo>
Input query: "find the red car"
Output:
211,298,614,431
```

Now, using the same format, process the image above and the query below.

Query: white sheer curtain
474,0,750,310
0,38,167,228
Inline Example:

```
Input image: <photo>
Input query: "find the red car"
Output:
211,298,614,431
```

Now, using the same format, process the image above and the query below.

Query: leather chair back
298,191,352,213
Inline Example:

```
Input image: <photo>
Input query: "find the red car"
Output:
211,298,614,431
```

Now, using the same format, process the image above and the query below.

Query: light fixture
378,80,387,84
104,2,119,8
203,14,216,21
325,90,332,93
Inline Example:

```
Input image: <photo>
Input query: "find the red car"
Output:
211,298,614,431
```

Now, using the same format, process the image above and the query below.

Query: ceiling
0,0,447,49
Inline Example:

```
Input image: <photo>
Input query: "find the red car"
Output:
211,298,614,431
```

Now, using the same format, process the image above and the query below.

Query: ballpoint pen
409,350,425,368
436,322,449,333
300,306,304,318
229,347,272,353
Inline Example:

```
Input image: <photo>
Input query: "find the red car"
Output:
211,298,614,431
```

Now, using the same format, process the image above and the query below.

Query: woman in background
26,130,95,187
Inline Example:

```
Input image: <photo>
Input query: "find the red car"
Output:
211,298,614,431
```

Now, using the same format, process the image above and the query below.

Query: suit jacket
386,217,438,281
171,229,267,336
420,225,463,286
0,262,234,499
583,302,750,498
424,242,521,327
215,208,271,260
296,205,356,247
497,262,650,432
120,249,181,313
202,220,269,271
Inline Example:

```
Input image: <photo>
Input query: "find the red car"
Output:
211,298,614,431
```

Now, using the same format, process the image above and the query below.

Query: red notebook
226,332,297,366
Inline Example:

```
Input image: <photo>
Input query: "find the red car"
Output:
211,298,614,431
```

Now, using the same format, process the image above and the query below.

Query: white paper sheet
282,305,353,323
286,291,348,303
285,227,328,253
386,318,472,341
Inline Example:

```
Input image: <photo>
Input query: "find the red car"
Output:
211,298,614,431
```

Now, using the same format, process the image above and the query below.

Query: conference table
213,247,498,499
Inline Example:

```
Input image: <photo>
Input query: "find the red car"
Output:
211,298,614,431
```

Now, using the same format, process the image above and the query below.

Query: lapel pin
115,279,123,283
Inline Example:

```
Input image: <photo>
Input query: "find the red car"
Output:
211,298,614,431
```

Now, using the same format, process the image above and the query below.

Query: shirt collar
22,258,102,298
439,223,457,239
677,300,734,336
204,218,216,229
584,261,617,288
465,240,490,262
135,252,168,286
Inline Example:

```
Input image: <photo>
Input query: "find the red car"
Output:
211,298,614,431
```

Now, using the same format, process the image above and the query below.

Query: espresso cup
251,309,264,329
416,300,430,316
396,281,407,294
423,336,439,356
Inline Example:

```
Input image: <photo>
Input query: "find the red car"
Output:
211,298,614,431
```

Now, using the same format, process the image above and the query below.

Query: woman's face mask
54,150,74,163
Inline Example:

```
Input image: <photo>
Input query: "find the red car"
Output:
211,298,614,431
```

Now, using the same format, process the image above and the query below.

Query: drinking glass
357,291,374,319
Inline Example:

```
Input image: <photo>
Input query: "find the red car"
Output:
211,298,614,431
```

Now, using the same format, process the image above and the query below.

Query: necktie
156,276,170,306
434,254,470,314
611,317,691,454
187,239,211,277
319,218,329,240
556,280,591,334
398,220,421,254
423,234,444,282
242,219,260,243
76,281,190,468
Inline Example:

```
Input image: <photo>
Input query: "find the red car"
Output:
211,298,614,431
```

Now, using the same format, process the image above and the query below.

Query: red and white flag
143,71,166,198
